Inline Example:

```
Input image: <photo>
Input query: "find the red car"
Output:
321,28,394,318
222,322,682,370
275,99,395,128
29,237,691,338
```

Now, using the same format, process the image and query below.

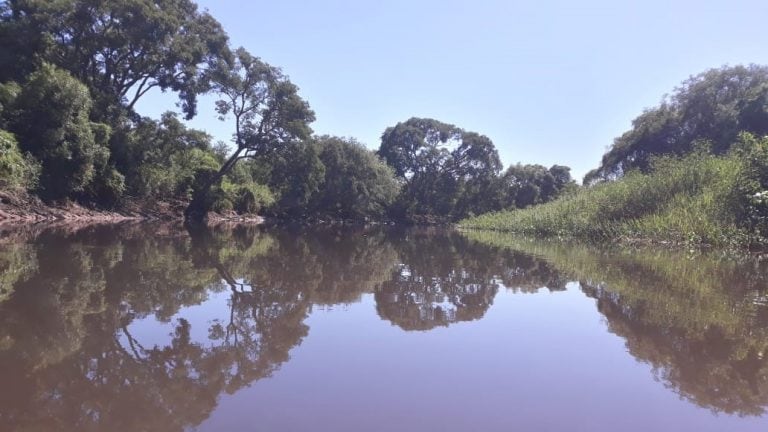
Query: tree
378,117,502,221
1,0,230,120
500,163,574,209
452,132,504,217
244,140,325,218
379,118,461,180
309,136,400,219
9,63,118,200
109,112,221,199
586,64,768,184
186,47,315,219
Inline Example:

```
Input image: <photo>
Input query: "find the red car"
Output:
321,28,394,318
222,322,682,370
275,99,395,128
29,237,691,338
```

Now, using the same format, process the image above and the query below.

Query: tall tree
186,47,315,219
500,163,574,209
378,117,502,220
1,0,230,120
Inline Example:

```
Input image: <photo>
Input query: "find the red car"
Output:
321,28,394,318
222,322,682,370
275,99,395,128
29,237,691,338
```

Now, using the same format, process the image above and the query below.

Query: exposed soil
0,191,262,224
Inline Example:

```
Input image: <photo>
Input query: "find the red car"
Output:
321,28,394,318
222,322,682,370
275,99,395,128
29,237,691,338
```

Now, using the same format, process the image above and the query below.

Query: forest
1,0,767,242
0,0,574,223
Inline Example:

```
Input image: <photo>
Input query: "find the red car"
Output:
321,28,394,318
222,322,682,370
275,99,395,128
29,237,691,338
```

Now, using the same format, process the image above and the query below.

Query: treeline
0,0,573,222
585,65,768,184
378,117,575,222
464,65,768,245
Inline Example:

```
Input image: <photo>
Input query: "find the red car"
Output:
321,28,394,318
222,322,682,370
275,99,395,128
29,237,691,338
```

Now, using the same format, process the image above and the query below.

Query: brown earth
0,190,262,224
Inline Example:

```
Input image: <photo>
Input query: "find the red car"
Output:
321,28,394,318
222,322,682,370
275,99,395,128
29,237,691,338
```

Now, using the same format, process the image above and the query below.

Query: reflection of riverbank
2,225,768,430
464,230,768,416
0,191,265,225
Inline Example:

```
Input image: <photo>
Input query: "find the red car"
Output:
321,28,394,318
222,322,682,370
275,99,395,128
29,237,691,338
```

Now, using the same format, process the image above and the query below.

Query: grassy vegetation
461,135,768,247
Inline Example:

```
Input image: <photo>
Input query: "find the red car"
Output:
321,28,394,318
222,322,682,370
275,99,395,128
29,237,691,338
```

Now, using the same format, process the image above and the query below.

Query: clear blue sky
135,0,768,182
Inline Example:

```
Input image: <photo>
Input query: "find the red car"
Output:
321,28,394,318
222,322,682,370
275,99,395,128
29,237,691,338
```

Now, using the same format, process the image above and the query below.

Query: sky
135,0,768,182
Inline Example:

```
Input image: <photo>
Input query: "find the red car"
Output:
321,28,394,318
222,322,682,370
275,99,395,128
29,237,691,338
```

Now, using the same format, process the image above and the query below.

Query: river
0,223,766,431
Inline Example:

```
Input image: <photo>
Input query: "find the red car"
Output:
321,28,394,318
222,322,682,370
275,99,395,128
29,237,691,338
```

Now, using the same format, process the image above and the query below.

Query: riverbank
460,150,768,248
0,190,263,224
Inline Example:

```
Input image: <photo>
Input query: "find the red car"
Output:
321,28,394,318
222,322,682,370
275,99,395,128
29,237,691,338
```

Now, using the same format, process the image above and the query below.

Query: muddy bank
0,191,262,224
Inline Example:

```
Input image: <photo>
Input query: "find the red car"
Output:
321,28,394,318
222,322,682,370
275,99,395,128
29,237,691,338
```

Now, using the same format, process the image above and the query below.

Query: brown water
0,223,767,432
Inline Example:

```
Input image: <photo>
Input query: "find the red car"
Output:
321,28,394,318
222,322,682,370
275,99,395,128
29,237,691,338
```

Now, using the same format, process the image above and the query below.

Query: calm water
0,223,767,432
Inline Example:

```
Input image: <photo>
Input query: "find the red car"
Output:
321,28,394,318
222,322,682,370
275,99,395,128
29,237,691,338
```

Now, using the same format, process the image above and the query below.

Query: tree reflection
465,231,768,416
373,229,571,331
3,223,768,431
0,223,402,431
0,224,292,431
374,230,499,330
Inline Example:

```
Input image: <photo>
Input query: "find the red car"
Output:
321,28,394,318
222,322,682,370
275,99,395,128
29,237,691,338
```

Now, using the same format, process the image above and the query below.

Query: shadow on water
0,223,767,430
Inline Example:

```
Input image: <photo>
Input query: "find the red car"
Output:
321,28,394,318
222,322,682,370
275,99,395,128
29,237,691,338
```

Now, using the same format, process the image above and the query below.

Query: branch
126,77,157,111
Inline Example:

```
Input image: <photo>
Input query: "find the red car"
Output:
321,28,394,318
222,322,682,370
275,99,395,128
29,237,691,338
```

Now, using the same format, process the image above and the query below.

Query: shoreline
0,191,263,224
459,226,768,254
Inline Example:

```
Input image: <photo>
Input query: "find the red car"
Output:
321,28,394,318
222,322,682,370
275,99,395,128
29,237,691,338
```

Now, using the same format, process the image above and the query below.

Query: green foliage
732,133,768,235
0,0,578,221
186,46,315,219
463,147,768,246
587,65,768,183
2,0,231,120
0,129,39,190
0,81,19,122
187,148,225,209
211,47,315,154
8,64,116,200
499,163,575,209
88,165,125,207
259,141,326,217
212,177,275,214
112,113,219,200
308,136,399,219
378,117,504,221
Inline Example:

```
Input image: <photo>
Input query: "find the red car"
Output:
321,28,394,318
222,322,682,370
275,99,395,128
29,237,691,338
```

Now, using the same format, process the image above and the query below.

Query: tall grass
461,150,763,246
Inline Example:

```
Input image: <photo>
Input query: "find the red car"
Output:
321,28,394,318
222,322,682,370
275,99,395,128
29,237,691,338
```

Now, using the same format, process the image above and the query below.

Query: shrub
9,64,112,200
0,129,39,190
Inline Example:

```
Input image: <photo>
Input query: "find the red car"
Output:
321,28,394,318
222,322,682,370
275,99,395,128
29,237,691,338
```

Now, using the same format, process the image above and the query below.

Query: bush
0,129,39,190
88,165,126,207
214,178,275,214
310,136,399,219
9,64,112,200
733,133,768,235
112,113,220,201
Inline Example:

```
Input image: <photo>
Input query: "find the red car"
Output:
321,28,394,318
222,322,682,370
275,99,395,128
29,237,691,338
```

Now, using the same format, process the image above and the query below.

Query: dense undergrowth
461,134,768,247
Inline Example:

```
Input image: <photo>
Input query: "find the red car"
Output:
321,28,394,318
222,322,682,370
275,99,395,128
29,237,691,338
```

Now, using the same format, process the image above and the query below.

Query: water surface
0,223,767,431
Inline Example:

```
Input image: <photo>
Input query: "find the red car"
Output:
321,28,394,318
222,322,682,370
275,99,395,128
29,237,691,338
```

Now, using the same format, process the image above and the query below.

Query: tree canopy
586,64,768,184
8,63,118,199
185,47,316,219
378,117,505,221
1,0,230,120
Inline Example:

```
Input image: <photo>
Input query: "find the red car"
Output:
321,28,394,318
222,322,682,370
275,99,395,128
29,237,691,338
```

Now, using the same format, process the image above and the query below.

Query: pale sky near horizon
135,0,768,182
